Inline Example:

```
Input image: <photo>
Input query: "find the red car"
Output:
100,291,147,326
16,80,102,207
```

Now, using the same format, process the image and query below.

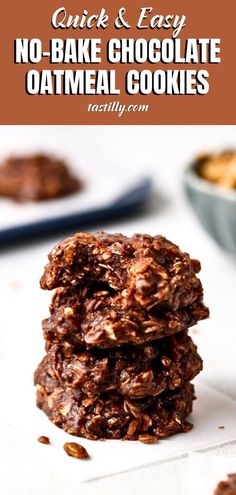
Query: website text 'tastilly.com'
87,101,149,118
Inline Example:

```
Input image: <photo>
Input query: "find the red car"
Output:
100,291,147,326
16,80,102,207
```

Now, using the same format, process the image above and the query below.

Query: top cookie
0,153,81,202
41,232,204,312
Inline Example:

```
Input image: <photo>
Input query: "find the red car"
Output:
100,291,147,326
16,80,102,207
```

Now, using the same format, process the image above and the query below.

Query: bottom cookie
35,380,195,441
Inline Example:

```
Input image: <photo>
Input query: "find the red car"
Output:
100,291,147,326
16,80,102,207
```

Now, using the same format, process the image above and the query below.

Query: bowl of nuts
184,151,236,255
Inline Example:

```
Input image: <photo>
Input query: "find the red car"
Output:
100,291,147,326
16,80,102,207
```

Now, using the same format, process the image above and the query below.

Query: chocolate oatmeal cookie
43,286,208,348
35,331,202,399
40,232,204,312
35,379,194,441
214,474,236,495
0,153,81,202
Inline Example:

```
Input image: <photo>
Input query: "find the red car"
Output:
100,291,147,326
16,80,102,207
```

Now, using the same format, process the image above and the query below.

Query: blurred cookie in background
0,153,82,202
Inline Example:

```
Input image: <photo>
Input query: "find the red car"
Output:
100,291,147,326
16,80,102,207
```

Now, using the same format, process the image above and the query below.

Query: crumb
37,435,50,444
190,327,199,335
63,442,90,459
218,425,225,429
10,281,20,289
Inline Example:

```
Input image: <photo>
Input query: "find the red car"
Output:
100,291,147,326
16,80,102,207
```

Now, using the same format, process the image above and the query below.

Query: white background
0,126,236,494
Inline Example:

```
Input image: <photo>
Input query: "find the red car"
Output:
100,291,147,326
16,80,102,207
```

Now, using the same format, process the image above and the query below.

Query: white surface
2,377,236,484
187,453,236,495
0,167,144,230
0,125,236,494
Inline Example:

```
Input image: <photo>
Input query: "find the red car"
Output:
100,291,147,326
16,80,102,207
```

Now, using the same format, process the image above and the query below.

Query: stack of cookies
35,232,209,442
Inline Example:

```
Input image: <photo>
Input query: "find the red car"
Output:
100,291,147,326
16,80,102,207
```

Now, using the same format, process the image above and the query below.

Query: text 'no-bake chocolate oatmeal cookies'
35,232,209,442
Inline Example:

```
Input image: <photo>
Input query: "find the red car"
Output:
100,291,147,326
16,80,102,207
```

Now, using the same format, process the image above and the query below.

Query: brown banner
0,0,235,124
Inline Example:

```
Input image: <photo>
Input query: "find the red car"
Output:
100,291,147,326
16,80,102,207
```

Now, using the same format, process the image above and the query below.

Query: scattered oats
138,434,157,444
37,435,50,445
63,442,90,459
